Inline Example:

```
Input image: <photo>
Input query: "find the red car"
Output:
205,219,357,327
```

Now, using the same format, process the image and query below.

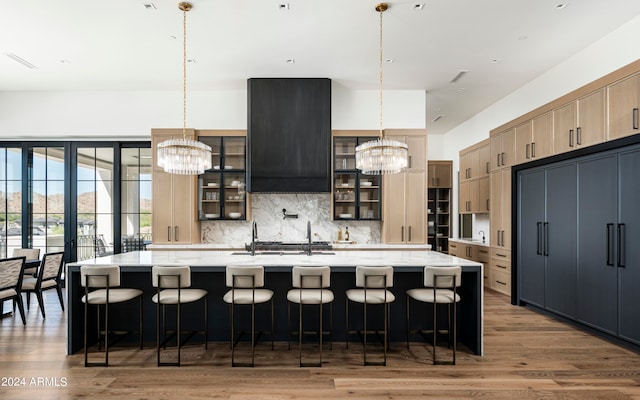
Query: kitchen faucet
306,221,312,256
478,230,485,243
251,220,258,256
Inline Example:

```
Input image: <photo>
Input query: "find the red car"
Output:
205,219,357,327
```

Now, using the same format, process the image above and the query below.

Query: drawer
490,247,511,261
448,243,459,257
490,268,511,295
477,248,490,263
491,258,511,272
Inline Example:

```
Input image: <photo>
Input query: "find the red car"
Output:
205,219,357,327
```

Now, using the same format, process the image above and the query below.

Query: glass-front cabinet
197,136,246,220
333,136,381,220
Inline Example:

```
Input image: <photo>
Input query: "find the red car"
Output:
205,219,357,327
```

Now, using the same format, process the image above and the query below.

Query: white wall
0,86,425,139
436,14,640,238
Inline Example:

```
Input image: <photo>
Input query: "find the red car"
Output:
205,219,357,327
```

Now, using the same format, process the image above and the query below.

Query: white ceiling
1,0,639,135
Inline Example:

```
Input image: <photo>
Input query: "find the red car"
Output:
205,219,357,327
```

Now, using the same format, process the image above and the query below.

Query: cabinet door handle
633,108,639,130
526,143,530,159
496,280,507,286
496,264,507,269
436,177,440,186
486,198,490,211
536,222,543,255
486,161,490,174
408,226,412,242
531,142,536,158
497,229,501,247
618,223,626,268
401,226,405,242
408,155,412,169
501,230,505,248
606,223,614,266
502,152,506,166
174,226,179,242
167,226,172,241
496,154,501,167
576,127,582,145
569,129,574,147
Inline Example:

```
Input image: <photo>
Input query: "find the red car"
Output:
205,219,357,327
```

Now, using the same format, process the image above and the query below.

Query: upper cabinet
197,134,247,221
459,139,490,214
608,73,640,140
332,135,382,221
490,127,515,171
428,160,452,188
553,89,606,155
515,113,553,164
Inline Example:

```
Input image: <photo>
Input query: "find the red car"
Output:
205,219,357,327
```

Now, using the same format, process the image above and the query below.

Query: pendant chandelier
355,3,408,175
157,2,212,175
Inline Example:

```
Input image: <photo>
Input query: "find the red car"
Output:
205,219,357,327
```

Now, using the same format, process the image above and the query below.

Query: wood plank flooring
1,289,639,399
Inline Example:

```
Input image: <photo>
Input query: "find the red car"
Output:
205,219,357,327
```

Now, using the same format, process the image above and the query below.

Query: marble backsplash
201,193,381,245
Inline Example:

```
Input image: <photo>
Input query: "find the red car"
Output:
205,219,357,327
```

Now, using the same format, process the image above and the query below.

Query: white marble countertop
449,238,490,247
68,250,481,270
147,243,432,251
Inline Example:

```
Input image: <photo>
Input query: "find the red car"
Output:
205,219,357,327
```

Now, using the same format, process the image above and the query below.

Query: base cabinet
517,142,640,346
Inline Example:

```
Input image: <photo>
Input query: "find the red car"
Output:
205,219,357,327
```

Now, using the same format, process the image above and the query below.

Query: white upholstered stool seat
151,266,208,367
223,265,274,367
223,288,274,304
406,266,462,365
345,266,394,366
80,265,143,367
287,266,334,367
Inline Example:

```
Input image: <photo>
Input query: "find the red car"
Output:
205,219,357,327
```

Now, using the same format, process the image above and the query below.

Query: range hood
248,78,331,193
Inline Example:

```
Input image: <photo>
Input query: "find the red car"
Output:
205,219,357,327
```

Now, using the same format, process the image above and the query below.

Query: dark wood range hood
247,78,331,193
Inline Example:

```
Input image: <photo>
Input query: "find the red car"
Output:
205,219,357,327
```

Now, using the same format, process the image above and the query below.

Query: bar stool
345,266,395,366
151,266,208,366
223,265,274,367
287,266,334,367
80,265,143,367
406,266,462,365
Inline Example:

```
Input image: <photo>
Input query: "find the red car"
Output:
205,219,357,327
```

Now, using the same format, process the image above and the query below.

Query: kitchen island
66,250,483,356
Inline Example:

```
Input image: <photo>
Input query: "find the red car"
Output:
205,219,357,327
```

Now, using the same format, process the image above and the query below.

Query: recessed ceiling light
385,58,394,63
413,3,425,10
432,115,444,122
143,3,157,10
279,3,290,10
491,58,501,64
60,59,71,64
187,59,196,63
286,59,295,64
450,70,469,83
457,88,465,92
555,3,568,10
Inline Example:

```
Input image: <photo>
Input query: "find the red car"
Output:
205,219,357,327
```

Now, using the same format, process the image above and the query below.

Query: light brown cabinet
428,160,452,188
553,89,606,154
608,73,640,140
382,131,427,244
449,240,490,287
458,139,490,215
489,248,511,296
151,129,200,245
490,127,515,171
515,113,553,164
490,169,511,251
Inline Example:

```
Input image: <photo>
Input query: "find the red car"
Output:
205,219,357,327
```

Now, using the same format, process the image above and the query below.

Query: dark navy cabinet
517,142,640,347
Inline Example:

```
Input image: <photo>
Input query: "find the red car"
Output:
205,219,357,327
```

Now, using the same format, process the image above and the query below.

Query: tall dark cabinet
517,141,640,347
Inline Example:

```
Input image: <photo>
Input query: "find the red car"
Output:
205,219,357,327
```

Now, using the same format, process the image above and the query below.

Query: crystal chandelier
355,3,408,175
157,2,212,175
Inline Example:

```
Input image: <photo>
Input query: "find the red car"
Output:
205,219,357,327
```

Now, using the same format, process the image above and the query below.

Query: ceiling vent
432,115,444,122
450,70,469,83
4,53,37,69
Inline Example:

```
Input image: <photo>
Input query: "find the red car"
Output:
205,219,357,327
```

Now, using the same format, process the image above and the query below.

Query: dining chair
21,251,65,318
287,265,334,367
345,265,395,366
151,265,208,366
80,265,143,367
406,266,462,365
223,265,274,367
13,248,40,277
0,256,27,325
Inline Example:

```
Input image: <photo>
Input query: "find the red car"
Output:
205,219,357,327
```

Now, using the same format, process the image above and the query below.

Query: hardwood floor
1,289,639,399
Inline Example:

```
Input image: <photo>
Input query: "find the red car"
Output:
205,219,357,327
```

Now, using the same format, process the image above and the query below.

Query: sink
231,251,335,256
